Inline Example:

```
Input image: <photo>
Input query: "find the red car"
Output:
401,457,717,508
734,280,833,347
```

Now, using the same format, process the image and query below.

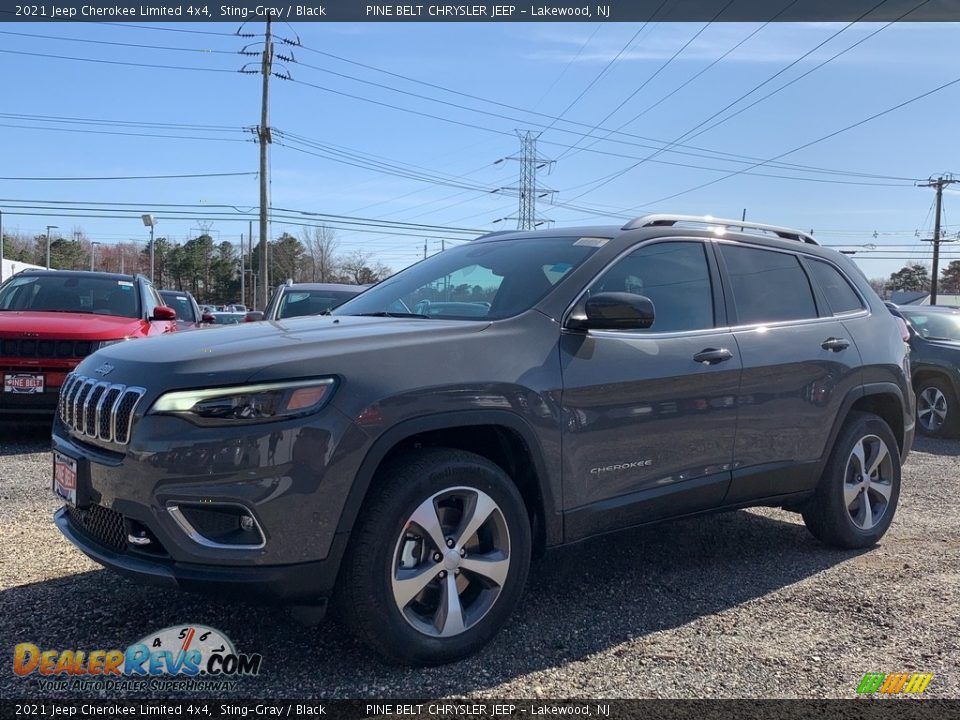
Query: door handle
821,337,850,352
693,348,733,365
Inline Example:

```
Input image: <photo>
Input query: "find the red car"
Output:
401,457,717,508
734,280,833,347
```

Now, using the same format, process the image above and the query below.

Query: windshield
278,289,359,319
160,293,197,323
333,237,598,320
0,274,141,318
902,310,960,341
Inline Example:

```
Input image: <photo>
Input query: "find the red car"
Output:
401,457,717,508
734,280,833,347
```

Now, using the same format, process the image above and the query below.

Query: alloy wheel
917,386,948,433
391,487,511,638
843,434,894,531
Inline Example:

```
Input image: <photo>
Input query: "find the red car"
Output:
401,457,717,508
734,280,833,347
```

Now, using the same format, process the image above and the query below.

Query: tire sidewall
826,415,901,545
361,452,531,664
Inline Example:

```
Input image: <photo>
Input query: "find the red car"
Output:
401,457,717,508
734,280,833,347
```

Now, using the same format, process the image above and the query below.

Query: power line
0,47,238,73
281,51,923,187
532,23,603,109
98,21,252,37
555,0,737,161
537,3,670,134
603,0,802,133
630,74,960,210
0,30,240,54
0,122,251,143
0,171,257,181
563,0,901,200
0,111,243,133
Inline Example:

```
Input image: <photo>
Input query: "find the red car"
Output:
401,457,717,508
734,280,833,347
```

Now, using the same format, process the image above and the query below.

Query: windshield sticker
117,281,134,288
574,237,610,247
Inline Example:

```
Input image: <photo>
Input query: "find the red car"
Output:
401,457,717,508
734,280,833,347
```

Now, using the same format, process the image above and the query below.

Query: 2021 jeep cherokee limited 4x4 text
52,214,914,665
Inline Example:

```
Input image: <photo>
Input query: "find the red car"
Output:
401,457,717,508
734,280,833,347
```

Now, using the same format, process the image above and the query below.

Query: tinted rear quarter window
719,244,817,325
806,258,865,315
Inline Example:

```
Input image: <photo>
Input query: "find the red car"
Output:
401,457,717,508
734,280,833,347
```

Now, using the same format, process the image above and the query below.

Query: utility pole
424,239,428,260
258,17,273,311
919,174,959,305
247,220,253,308
0,209,4,282
495,130,556,230
240,233,245,308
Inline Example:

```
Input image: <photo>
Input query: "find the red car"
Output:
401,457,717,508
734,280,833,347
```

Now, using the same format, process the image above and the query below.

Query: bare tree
302,225,340,282
340,249,391,285
867,277,889,298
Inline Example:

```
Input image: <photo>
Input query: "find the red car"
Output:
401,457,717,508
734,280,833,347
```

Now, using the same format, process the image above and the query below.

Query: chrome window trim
562,235,719,336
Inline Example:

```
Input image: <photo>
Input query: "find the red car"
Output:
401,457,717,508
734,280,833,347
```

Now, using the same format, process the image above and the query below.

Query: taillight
894,316,910,343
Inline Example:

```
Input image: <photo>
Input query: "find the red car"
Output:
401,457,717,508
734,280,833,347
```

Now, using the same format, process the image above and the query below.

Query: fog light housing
168,503,265,549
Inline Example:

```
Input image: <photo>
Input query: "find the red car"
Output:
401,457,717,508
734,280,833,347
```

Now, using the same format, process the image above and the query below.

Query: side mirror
201,312,216,324
244,311,264,322
152,305,177,321
567,292,655,331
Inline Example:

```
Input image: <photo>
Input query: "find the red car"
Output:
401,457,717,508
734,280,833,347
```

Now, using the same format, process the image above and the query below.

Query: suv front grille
0,338,96,359
58,374,145,446
67,503,126,553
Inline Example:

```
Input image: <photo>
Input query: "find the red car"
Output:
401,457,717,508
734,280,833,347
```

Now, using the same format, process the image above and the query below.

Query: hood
0,311,146,339
74,315,489,389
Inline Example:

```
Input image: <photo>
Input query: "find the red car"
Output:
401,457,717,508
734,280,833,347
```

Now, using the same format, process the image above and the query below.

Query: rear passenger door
715,243,864,503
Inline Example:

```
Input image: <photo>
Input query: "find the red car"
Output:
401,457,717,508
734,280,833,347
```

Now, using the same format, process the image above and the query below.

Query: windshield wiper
352,311,432,319
925,335,958,342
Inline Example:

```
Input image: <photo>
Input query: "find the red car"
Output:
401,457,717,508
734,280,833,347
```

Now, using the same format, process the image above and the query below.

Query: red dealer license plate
53,452,77,506
4,373,44,394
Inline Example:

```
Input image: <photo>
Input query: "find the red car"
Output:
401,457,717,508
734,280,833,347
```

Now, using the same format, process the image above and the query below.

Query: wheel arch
913,366,958,393
820,384,908,471
336,411,560,554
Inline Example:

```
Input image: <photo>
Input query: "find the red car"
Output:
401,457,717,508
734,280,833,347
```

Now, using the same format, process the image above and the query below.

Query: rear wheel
802,412,901,549
916,377,959,438
338,448,531,665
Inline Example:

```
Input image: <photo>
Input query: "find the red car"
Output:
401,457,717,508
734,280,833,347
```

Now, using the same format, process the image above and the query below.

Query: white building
1,257,44,283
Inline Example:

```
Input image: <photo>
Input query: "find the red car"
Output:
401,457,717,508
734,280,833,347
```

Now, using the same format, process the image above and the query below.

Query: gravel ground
1,423,957,699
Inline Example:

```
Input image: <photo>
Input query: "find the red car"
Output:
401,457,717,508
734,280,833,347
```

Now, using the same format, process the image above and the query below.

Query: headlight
97,338,133,350
148,378,336,426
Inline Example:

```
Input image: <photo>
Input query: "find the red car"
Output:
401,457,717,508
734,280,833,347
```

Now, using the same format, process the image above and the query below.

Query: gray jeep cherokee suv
52,214,914,665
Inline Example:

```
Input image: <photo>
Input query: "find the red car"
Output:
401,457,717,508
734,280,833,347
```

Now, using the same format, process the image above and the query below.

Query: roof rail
473,229,523,241
622,214,817,245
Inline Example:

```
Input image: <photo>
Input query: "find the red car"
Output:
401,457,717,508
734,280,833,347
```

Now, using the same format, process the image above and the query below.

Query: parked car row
886,303,960,437
0,272,369,417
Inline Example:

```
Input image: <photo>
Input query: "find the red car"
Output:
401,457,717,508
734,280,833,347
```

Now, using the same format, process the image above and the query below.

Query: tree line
0,226,391,307
874,261,960,296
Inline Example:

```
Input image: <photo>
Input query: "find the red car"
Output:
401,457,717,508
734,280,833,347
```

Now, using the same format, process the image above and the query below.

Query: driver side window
587,241,715,333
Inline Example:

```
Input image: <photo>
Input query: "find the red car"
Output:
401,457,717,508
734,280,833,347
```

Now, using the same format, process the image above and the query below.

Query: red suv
0,269,177,418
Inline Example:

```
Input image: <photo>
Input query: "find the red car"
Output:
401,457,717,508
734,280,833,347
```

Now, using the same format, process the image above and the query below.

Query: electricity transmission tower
918,174,959,305
496,131,556,230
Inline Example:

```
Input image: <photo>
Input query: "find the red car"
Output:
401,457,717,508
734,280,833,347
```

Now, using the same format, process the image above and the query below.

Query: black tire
337,448,531,665
916,376,960,438
802,411,901,549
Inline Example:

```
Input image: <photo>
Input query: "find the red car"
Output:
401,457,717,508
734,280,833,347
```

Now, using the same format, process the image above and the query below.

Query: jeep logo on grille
94,363,115,377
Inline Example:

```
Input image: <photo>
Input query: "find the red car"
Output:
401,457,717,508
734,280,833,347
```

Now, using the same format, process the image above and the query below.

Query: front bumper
51,403,371,603
0,388,60,416
55,506,347,604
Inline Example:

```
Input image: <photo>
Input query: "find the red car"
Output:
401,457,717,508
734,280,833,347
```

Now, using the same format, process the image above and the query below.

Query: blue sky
1,20,958,278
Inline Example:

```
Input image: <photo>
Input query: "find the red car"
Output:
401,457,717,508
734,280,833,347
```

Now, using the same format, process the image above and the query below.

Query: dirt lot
1,423,957,699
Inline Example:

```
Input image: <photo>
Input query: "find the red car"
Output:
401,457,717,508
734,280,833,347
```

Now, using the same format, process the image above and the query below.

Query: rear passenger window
719,245,817,325
807,259,865,315
587,241,714,332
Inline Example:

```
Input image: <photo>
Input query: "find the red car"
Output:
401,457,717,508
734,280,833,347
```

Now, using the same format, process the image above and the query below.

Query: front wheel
802,412,901,549
338,448,531,665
